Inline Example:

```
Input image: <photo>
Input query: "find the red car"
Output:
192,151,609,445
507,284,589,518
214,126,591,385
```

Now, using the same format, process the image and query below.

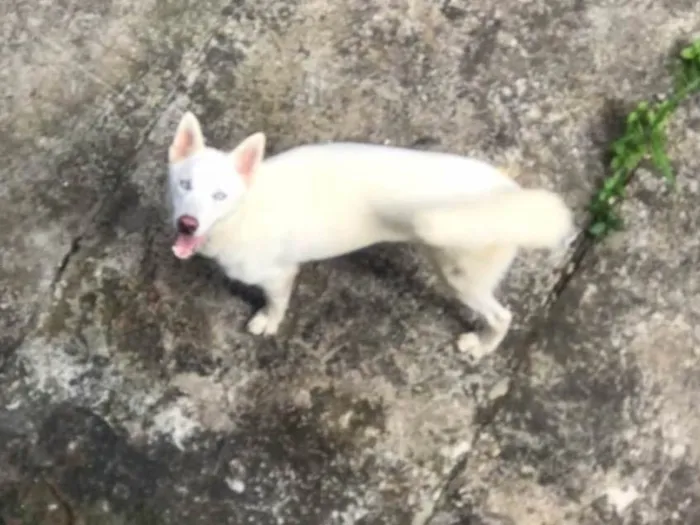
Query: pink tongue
172,235,201,260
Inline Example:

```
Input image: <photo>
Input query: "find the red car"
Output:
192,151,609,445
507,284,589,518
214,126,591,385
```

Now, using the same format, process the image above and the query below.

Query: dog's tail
413,189,574,250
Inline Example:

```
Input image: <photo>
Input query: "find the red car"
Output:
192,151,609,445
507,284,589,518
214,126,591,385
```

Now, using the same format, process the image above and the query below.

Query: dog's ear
169,112,205,163
230,132,266,184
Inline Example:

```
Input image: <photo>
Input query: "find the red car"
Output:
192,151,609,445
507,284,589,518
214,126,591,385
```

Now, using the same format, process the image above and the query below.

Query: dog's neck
195,157,277,259
199,195,246,255
198,158,275,258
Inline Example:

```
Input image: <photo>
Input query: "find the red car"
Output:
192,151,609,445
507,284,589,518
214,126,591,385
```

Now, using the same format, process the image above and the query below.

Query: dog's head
167,112,266,260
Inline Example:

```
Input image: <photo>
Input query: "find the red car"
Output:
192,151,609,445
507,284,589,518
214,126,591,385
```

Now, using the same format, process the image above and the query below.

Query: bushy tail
413,189,574,250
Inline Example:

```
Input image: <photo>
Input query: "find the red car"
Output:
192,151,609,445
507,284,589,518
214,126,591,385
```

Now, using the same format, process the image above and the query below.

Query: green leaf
656,100,672,114
588,221,608,237
626,123,645,143
587,38,700,242
611,140,627,157
624,150,644,171
649,131,675,184
609,215,624,230
603,176,619,192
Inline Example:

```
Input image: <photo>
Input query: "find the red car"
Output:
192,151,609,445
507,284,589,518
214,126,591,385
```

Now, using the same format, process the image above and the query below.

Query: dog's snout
177,215,199,235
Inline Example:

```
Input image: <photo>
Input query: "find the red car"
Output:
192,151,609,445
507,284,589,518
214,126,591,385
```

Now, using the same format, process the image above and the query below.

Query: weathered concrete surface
427,118,700,524
0,0,699,523
0,0,222,358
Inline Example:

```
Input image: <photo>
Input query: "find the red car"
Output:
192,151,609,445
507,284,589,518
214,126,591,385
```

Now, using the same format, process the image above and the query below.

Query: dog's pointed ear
169,112,205,163
230,132,266,184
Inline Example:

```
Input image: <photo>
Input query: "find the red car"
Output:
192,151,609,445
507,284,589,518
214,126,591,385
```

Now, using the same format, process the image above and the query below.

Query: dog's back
259,142,520,214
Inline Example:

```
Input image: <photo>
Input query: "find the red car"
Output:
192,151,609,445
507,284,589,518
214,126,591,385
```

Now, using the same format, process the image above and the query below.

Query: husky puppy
167,112,573,358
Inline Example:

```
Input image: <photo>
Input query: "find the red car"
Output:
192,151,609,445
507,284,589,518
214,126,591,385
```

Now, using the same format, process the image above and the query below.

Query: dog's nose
177,215,199,235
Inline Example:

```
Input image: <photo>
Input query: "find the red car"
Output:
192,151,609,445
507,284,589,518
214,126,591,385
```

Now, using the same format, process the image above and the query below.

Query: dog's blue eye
180,179,192,191
213,191,227,201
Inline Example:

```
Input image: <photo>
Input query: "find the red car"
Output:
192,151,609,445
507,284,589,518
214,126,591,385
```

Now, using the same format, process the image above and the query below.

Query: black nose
177,215,199,235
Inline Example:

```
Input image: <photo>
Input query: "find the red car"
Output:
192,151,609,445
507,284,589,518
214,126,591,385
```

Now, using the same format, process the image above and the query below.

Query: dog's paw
457,333,490,364
247,311,279,336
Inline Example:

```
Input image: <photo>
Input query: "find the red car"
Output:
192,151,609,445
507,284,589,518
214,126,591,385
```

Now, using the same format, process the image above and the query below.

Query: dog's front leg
247,267,299,336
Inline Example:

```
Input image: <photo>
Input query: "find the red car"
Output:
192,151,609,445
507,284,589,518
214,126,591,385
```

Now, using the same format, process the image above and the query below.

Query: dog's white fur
167,112,574,358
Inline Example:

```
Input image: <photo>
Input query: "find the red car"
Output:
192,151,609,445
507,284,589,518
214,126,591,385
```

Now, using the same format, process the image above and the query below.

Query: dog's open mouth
172,234,205,260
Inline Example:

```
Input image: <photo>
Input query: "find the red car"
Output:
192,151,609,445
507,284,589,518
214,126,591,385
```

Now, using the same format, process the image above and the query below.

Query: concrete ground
1,0,699,523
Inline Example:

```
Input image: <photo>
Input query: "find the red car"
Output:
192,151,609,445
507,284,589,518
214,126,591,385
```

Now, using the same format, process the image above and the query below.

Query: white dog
167,112,573,358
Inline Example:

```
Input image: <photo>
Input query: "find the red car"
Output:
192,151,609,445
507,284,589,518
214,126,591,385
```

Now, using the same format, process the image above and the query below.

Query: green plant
588,39,700,239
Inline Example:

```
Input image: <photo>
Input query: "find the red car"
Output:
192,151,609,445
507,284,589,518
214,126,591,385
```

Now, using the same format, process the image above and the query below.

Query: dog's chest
210,243,280,285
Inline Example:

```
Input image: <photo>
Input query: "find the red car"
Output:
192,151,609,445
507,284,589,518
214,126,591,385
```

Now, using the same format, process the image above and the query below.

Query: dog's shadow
338,245,471,328
184,244,478,348
186,257,267,313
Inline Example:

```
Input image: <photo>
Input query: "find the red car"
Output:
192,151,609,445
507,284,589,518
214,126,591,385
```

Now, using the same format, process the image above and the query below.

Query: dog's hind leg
430,245,517,362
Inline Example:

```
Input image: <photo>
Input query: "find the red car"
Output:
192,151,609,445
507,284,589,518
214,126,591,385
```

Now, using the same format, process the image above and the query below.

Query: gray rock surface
1,0,699,523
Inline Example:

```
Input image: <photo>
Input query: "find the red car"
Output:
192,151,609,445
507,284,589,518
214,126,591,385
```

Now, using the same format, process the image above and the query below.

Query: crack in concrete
44,108,163,295
13,101,176,373
52,234,85,291
0,337,25,377
420,219,604,523
10,6,673,519
421,133,676,518
3,12,224,378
